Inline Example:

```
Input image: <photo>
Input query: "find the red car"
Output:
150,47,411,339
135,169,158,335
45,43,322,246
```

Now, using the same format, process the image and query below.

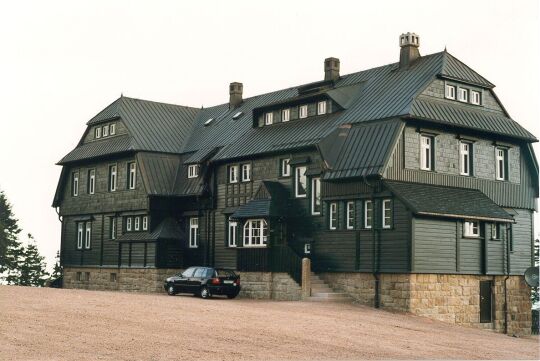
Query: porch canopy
384,181,514,223
230,181,290,220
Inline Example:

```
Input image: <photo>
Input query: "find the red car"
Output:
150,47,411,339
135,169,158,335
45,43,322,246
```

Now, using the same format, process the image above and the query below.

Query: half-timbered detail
54,33,537,335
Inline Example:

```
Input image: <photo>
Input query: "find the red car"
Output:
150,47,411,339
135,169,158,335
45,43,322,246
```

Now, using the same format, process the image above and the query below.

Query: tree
19,234,49,286
0,190,21,272
50,250,63,280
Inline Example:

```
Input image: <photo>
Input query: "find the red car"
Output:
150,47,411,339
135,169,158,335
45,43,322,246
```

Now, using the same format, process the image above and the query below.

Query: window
109,165,117,192
72,171,79,197
103,124,109,137
420,135,433,171
142,216,148,231
87,169,95,195
241,164,251,182
282,108,290,122
110,123,116,135
188,164,199,178
134,217,140,231
464,220,479,237
189,217,199,248
128,162,137,189
281,158,291,177
76,272,82,281
126,217,132,232
229,165,239,183
346,201,355,230
364,200,373,229
232,111,243,120
445,84,456,100
311,177,321,215
243,219,268,247
204,118,214,126
265,112,273,125
495,148,507,181
110,273,117,282
110,217,116,240
492,223,502,240
329,203,337,230
299,105,308,119
95,127,101,139
460,142,472,176
85,222,92,249
295,166,307,198
228,218,237,247
85,272,90,281
317,101,327,115
458,87,468,102
471,91,481,105
77,223,84,249
382,199,392,229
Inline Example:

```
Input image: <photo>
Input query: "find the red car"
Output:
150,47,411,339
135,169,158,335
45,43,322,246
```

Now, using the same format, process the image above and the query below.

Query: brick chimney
229,82,243,108
399,32,420,68
324,57,340,81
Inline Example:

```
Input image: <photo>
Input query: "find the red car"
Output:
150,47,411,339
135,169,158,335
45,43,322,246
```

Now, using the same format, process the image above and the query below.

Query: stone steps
307,273,353,303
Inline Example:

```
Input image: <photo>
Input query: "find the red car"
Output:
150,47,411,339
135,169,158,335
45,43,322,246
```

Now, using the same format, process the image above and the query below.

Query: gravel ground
0,286,538,361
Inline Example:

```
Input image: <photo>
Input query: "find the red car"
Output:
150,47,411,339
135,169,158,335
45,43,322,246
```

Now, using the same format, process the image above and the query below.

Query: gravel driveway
0,286,538,360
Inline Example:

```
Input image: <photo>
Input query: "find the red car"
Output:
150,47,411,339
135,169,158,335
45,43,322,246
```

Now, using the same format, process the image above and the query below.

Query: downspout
363,175,380,308
504,225,511,334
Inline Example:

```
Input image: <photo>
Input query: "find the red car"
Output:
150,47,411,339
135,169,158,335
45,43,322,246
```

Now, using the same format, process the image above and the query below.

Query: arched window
243,219,268,247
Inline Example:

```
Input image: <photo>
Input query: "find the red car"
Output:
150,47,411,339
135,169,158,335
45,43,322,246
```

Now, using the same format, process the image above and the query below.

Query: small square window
188,164,199,178
464,220,479,237
317,101,327,115
299,105,308,119
110,273,117,282
458,87,469,103
445,84,456,100
265,112,273,125
76,272,82,281
282,109,290,122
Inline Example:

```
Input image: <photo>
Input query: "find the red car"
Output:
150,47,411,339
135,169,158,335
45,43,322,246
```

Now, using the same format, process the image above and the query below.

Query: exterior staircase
306,272,353,303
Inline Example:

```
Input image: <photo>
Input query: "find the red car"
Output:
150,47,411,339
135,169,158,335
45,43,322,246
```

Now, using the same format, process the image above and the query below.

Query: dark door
480,281,493,323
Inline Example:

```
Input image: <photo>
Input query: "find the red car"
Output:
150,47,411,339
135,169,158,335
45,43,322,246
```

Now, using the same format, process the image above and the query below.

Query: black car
164,267,241,299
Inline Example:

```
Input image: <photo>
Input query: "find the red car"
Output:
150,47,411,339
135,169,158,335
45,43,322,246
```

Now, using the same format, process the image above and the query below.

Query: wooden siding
509,208,533,274
412,218,457,273
83,120,128,144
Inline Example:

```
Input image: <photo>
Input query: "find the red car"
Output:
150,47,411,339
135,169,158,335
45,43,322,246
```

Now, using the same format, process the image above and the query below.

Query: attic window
282,108,290,122
204,118,214,126
110,123,116,135
188,164,199,178
232,111,243,120
458,87,468,103
95,127,102,139
471,91,481,105
265,112,273,125
299,105,308,119
317,101,326,115
445,84,456,100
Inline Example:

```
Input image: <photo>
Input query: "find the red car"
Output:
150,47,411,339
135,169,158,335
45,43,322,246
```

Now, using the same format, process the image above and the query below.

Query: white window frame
420,135,433,171
346,201,355,230
102,124,109,137
495,148,506,181
282,108,290,122
95,127,101,139
458,87,468,102
460,142,471,176
88,169,95,195
243,219,268,247
329,203,337,230
128,162,137,189
311,177,321,215
85,222,91,249
188,164,199,179
109,165,117,192
72,172,79,197
189,217,199,248
241,164,251,182
445,84,456,100
110,217,116,240
281,158,291,177
77,223,84,249
126,217,132,232
382,199,392,229
295,166,307,198
317,101,327,115
492,223,502,240
471,90,481,105
229,165,239,183
228,218,237,247
364,200,373,229
134,217,140,231
142,216,148,231
464,220,480,238
264,112,273,125
110,123,116,135
299,105,308,119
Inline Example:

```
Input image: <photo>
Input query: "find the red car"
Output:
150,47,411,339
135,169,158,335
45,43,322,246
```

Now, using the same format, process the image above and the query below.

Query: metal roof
385,181,514,222
438,51,494,88
183,147,219,164
115,217,185,242
230,181,290,219
58,135,135,164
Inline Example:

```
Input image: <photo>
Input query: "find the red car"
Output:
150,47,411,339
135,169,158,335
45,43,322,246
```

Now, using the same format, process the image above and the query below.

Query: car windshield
181,267,196,278
215,269,236,277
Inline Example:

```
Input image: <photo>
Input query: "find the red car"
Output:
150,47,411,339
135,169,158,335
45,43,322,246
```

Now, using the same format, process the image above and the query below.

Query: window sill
240,245,268,248
490,238,502,241
463,235,481,239
295,195,307,199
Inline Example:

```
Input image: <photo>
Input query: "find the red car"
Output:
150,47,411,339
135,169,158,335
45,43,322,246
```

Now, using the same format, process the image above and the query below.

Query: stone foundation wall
319,272,531,336
237,272,302,301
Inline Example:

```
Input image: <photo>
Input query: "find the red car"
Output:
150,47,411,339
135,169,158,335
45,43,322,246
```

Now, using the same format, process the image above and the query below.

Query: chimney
324,57,340,81
399,32,421,68
229,82,243,108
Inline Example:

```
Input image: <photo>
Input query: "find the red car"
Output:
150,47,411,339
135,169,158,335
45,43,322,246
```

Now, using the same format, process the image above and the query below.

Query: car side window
182,267,196,278
194,268,205,278
205,269,215,278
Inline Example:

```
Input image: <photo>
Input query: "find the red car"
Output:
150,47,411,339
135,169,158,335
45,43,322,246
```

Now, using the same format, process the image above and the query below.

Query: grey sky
0,0,538,269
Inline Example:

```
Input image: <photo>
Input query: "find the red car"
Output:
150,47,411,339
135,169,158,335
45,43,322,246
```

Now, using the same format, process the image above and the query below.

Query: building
53,33,537,335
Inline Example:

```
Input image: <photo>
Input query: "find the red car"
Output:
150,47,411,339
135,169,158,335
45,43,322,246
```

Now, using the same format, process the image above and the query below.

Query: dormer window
282,108,290,122
265,112,273,125
445,84,456,100
299,105,308,119
317,101,326,115
103,125,109,137
188,164,199,178
95,127,101,139
110,123,116,135
471,91,481,105
229,165,239,183
458,87,468,102
233,112,243,120
204,118,214,126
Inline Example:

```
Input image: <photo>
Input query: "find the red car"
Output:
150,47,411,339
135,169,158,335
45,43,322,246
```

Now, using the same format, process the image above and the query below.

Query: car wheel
226,293,238,299
166,285,176,296
199,286,211,299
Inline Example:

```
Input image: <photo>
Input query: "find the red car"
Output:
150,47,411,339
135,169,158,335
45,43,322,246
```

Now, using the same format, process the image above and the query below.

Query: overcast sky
0,0,538,270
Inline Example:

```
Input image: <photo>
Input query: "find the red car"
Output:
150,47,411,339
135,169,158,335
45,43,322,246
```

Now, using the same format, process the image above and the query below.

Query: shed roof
230,181,290,220
115,217,185,242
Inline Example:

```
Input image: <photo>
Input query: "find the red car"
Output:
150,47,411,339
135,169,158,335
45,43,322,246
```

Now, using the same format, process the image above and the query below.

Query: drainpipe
504,225,511,334
363,175,380,308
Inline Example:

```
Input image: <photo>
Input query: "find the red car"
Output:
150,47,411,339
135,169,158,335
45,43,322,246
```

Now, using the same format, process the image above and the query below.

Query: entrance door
479,281,493,323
